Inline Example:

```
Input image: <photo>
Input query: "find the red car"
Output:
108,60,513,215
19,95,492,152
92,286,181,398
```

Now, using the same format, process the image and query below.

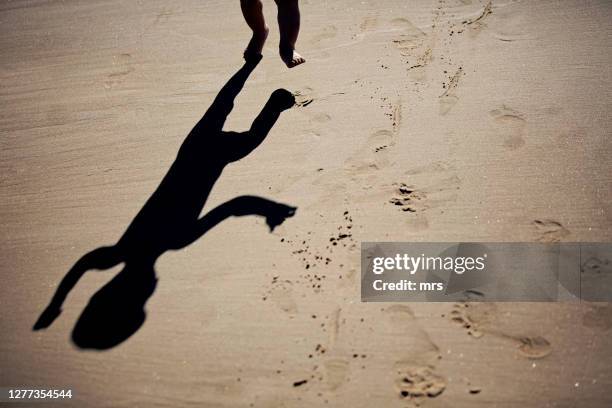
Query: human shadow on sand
33,56,297,349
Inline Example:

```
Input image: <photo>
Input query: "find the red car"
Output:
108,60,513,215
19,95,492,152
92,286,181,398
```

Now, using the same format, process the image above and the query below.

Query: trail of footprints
386,0,496,114
291,305,449,402
281,303,560,400
271,3,565,399
362,1,500,118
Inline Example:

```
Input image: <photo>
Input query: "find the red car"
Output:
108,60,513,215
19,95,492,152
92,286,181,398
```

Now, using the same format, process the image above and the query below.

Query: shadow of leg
223,89,296,162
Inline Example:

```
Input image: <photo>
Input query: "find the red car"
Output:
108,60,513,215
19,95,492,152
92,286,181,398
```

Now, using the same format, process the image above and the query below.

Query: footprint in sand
369,129,395,154
384,175,459,232
376,98,402,136
394,363,446,401
345,129,396,172
324,358,350,391
389,183,426,213
489,106,527,150
516,336,552,359
388,99,402,134
406,47,433,71
392,35,426,57
109,53,134,76
391,19,426,57
449,303,553,359
385,305,446,402
580,252,612,302
312,112,331,123
391,17,423,32
104,53,134,88
439,67,464,115
439,95,459,116
442,67,464,96
581,256,612,277
390,17,431,83
532,219,570,242
385,305,440,357
490,3,532,42
389,174,460,213
359,16,379,33
449,302,497,339
343,97,400,173
265,281,298,315
294,94,314,108
311,25,338,44
404,161,455,176
459,0,493,37
386,304,416,323
294,88,344,109
293,87,317,108
583,303,612,331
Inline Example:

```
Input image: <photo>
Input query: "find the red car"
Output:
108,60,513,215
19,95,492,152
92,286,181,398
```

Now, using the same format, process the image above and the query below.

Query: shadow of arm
194,57,262,132
182,196,297,247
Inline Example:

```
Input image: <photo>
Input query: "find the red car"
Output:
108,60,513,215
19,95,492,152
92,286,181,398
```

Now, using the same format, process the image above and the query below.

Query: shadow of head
71,263,156,350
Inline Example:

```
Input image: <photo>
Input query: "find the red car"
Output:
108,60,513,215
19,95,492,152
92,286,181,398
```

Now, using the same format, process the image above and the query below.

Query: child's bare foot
244,27,269,61
280,44,305,68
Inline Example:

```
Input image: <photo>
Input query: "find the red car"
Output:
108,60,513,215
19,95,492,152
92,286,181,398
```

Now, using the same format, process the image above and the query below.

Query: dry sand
1,0,612,406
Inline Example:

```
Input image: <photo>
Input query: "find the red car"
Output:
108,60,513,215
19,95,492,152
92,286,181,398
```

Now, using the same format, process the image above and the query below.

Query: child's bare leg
240,0,269,60
274,0,305,68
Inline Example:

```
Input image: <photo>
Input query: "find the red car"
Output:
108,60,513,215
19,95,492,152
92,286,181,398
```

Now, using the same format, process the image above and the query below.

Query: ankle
279,41,295,53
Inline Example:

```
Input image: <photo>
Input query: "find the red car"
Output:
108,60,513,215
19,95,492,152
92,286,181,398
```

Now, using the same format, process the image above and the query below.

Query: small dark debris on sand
293,379,308,387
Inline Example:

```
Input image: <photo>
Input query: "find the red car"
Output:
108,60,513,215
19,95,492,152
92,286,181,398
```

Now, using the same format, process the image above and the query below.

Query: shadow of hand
230,195,297,232
264,203,296,231
33,303,62,330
